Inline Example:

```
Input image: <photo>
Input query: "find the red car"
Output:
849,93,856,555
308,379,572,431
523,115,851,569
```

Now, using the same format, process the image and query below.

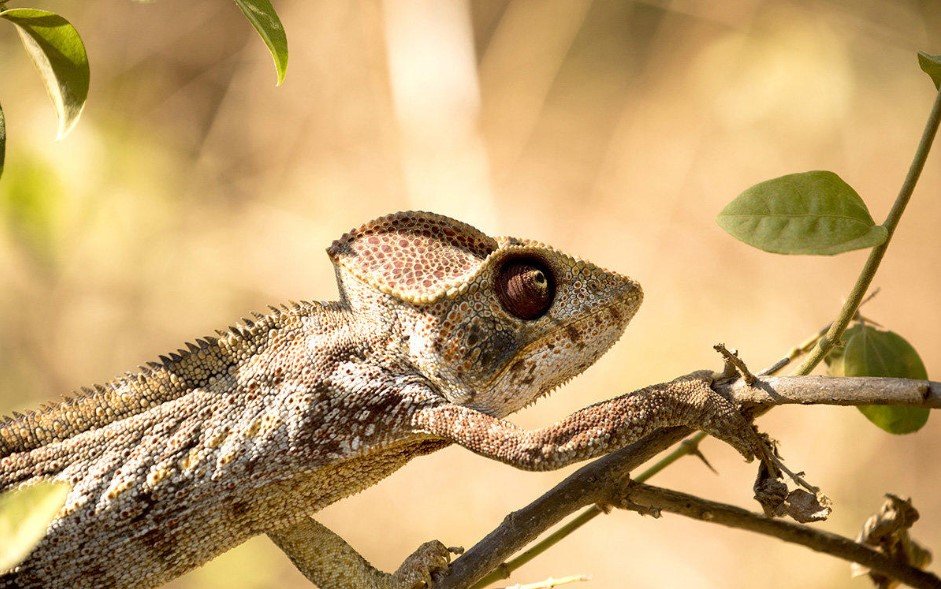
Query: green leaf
0,480,70,573
827,324,930,434
918,51,941,90
0,101,5,179
717,171,887,255
234,0,288,86
0,9,89,139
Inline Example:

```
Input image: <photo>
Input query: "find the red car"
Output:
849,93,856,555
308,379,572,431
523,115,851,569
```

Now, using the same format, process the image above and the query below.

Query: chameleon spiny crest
1,211,761,589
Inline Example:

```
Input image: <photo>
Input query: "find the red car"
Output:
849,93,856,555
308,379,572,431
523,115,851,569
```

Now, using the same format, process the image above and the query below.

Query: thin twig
619,482,941,589
761,323,832,376
714,344,757,385
758,288,880,377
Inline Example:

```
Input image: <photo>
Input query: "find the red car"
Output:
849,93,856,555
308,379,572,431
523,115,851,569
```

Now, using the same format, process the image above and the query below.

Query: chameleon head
328,211,643,417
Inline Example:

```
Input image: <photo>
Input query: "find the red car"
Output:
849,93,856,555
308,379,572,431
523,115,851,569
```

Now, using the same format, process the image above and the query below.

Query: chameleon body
0,212,760,588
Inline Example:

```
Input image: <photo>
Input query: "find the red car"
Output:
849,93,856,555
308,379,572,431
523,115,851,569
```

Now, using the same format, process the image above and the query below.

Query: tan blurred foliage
1,1,940,587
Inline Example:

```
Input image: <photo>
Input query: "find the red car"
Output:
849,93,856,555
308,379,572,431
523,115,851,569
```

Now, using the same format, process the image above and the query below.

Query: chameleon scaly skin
0,211,761,588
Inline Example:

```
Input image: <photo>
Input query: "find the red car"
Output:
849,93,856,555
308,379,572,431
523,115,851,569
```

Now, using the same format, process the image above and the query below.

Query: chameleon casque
0,211,763,588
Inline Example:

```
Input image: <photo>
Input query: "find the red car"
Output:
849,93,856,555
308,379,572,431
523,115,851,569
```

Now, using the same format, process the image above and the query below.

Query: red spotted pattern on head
329,212,498,303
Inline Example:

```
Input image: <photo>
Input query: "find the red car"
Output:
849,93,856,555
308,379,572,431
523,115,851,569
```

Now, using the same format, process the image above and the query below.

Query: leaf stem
795,87,941,376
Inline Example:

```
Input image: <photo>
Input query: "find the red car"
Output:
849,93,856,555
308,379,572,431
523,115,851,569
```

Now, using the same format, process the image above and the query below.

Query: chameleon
0,211,766,589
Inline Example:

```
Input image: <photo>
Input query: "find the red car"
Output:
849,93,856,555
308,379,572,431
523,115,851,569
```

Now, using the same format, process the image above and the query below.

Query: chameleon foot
390,540,462,589
269,519,463,589
674,370,769,463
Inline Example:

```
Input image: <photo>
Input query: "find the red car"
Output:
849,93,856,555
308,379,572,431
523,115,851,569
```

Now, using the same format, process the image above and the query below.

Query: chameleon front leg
268,518,455,589
413,371,767,471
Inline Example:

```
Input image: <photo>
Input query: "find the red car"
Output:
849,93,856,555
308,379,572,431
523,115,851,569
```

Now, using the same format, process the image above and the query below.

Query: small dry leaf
780,488,832,523
752,436,829,522
754,476,788,517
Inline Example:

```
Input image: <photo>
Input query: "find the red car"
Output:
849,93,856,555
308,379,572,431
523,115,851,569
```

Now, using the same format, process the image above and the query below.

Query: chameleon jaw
468,294,641,417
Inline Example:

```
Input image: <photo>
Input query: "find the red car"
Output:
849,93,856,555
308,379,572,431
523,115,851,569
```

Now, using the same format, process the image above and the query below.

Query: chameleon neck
0,301,330,457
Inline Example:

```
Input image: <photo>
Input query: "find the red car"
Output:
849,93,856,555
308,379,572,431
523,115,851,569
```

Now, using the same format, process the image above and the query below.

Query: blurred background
1,0,940,587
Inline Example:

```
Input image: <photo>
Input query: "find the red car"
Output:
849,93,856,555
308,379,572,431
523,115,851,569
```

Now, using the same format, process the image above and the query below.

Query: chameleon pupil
495,257,555,320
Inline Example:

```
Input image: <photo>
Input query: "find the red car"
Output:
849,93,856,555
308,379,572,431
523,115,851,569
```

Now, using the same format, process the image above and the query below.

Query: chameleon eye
495,257,555,320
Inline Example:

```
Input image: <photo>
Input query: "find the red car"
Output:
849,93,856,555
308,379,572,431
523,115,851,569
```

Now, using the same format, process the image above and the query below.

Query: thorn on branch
681,438,717,474
859,287,882,308
713,343,757,385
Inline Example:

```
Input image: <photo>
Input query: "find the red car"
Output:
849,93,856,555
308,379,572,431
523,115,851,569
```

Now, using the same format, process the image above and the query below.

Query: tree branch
721,375,941,409
619,482,941,589
438,374,940,589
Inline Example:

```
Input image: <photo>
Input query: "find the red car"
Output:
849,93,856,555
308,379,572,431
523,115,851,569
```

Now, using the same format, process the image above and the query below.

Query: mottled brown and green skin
0,212,760,589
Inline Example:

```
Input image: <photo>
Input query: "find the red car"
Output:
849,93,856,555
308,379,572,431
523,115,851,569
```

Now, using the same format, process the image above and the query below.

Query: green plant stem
795,87,941,376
